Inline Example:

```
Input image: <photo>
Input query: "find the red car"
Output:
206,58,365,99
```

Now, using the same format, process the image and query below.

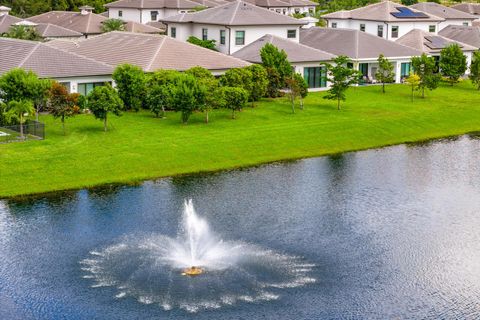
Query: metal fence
0,120,45,143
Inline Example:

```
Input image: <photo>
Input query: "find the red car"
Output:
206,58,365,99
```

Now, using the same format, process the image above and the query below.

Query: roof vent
0,5,11,16
79,5,94,15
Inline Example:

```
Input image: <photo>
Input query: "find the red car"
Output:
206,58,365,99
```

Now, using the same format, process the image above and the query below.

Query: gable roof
232,34,335,63
0,14,23,33
439,25,480,48
45,31,249,72
410,2,476,20
396,29,477,54
300,27,422,60
323,1,443,22
163,1,306,26
0,37,113,78
105,0,207,9
452,3,480,16
28,11,107,35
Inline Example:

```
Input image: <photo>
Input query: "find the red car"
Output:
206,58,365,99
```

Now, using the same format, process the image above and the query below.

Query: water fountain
81,200,316,312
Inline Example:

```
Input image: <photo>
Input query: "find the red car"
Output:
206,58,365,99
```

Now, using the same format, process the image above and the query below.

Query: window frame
202,28,208,41
170,27,176,38
331,22,337,28
220,29,226,45
360,24,366,32
377,25,383,37
391,26,399,38
287,29,297,39
235,30,245,45
118,10,123,17
429,25,436,33
150,10,158,21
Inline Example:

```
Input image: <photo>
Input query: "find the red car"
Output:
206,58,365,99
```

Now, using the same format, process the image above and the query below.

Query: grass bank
1,82,480,198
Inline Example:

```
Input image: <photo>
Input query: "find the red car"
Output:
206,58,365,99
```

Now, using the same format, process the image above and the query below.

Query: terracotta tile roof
300,27,423,60
410,2,476,20
396,28,477,54
46,31,250,72
323,1,444,22
163,1,306,26
439,25,480,48
233,34,335,63
0,37,113,78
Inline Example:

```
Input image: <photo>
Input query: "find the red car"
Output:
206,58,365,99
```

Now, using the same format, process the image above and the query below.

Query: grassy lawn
1,82,480,198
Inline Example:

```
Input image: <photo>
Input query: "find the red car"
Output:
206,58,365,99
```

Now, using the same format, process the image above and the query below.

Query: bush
187,36,217,51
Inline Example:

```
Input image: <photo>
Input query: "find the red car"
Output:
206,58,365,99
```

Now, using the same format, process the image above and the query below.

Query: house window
220,30,225,45
235,30,245,45
377,25,383,37
304,67,326,88
400,62,411,78
331,22,337,28
360,24,365,32
170,27,176,38
202,28,208,40
429,25,436,33
294,8,300,13
309,8,314,14
463,22,469,26
287,29,296,38
151,11,158,21
77,82,108,96
118,10,123,17
391,26,399,38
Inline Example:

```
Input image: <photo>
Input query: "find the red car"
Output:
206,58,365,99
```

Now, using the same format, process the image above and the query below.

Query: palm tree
8,100,34,139
5,25,41,41
101,19,126,33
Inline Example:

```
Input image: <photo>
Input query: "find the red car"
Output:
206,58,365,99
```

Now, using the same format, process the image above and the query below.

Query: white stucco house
410,2,477,30
300,27,423,83
322,1,444,40
162,1,306,54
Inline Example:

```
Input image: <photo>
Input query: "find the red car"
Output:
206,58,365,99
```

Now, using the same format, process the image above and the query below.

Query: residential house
439,25,480,49
232,34,335,90
397,29,476,73
452,3,480,19
300,27,423,83
0,37,114,94
45,31,250,77
14,21,84,40
322,1,444,40
0,6,23,34
241,0,316,15
410,2,476,29
162,1,306,54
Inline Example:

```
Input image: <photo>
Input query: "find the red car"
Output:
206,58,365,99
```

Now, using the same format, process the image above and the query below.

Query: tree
101,18,125,33
469,51,480,90
31,78,52,121
186,67,221,123
87,85,123,132
401,0,417,5
411,54,440,98
260,43,293,97
186,36,217,51
439,44,467,86
112,64,146,111
221,68,254,103
222,87,248,119
6,100,34,139
247,64,268,105
375,54,395,93
4,25,41,41
0,68,42,103
323,56,361,110
405,72,420,102
146,84,170,118
48,82,79,134
169,74,206,124
285,73,308,113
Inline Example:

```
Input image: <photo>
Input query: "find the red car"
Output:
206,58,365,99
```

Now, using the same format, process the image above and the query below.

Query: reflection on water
1,135,480,319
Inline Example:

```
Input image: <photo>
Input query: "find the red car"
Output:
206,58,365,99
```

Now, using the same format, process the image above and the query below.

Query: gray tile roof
124,20,163,33
452,3,480,16
28,11,107,35
105,0,205,9
410,2,476,20
0,37,114,78
0,14,23,33
232,34,335,63
396,29,477,54
323,1,444,22
236,0,316,7
35,23,84,38
300,27,423,60
46,31,250,72
439,25,480,48
163,1,306,26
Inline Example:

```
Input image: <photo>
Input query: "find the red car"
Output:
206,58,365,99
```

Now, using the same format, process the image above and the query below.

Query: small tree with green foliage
112,64,146,111
169,74,206,124
375,54,395,93
6,100,34,139
411,53,440,98
439,43,467,86
260,43,293,97
48,82,79,134
146,84,170,118
285,73,308,113
401,0,417,5
222,87,248,119
4,25,41,41
405,72,420,102
186,67,222,123
221,67,254,101
101,18,125,32
469,51,480,90
247,64,269,105
322,56,361,110
187,36,217,50
87,85,123,132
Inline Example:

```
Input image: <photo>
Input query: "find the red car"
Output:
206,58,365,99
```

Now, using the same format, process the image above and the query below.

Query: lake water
1,135,480,319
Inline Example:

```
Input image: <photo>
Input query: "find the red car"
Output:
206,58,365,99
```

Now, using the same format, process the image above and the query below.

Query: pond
1,135,480,319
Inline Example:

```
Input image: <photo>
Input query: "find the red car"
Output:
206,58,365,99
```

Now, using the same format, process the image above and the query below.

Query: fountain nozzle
182,266,204,276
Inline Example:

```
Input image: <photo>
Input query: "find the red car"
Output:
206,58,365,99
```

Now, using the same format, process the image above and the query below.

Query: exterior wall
351,58,412,83
108,8,190,24
54,75,113,94
327,19,441,39
439,19,472,30
108,8,141,22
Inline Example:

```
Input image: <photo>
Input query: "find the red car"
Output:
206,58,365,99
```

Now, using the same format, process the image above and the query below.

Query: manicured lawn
1,82,480,198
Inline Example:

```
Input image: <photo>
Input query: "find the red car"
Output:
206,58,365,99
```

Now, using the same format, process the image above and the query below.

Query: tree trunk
62,116,65,135
382,82,385,93
422,86,425,99
232,109,235,119
291,95,295,114
36,105,39,122
337,97,341,110
300,98,304,110
411,86,414,102
161,106,165,118
19,113,24,139
205,110,209,124
104,115,107,132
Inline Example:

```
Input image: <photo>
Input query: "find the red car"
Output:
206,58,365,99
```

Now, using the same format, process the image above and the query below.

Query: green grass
1,82,480,198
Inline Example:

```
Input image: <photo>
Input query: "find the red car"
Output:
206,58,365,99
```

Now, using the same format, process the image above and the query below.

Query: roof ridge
18,42,41,68
146,36,167,71
229,1,241,25
269,33,336,57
